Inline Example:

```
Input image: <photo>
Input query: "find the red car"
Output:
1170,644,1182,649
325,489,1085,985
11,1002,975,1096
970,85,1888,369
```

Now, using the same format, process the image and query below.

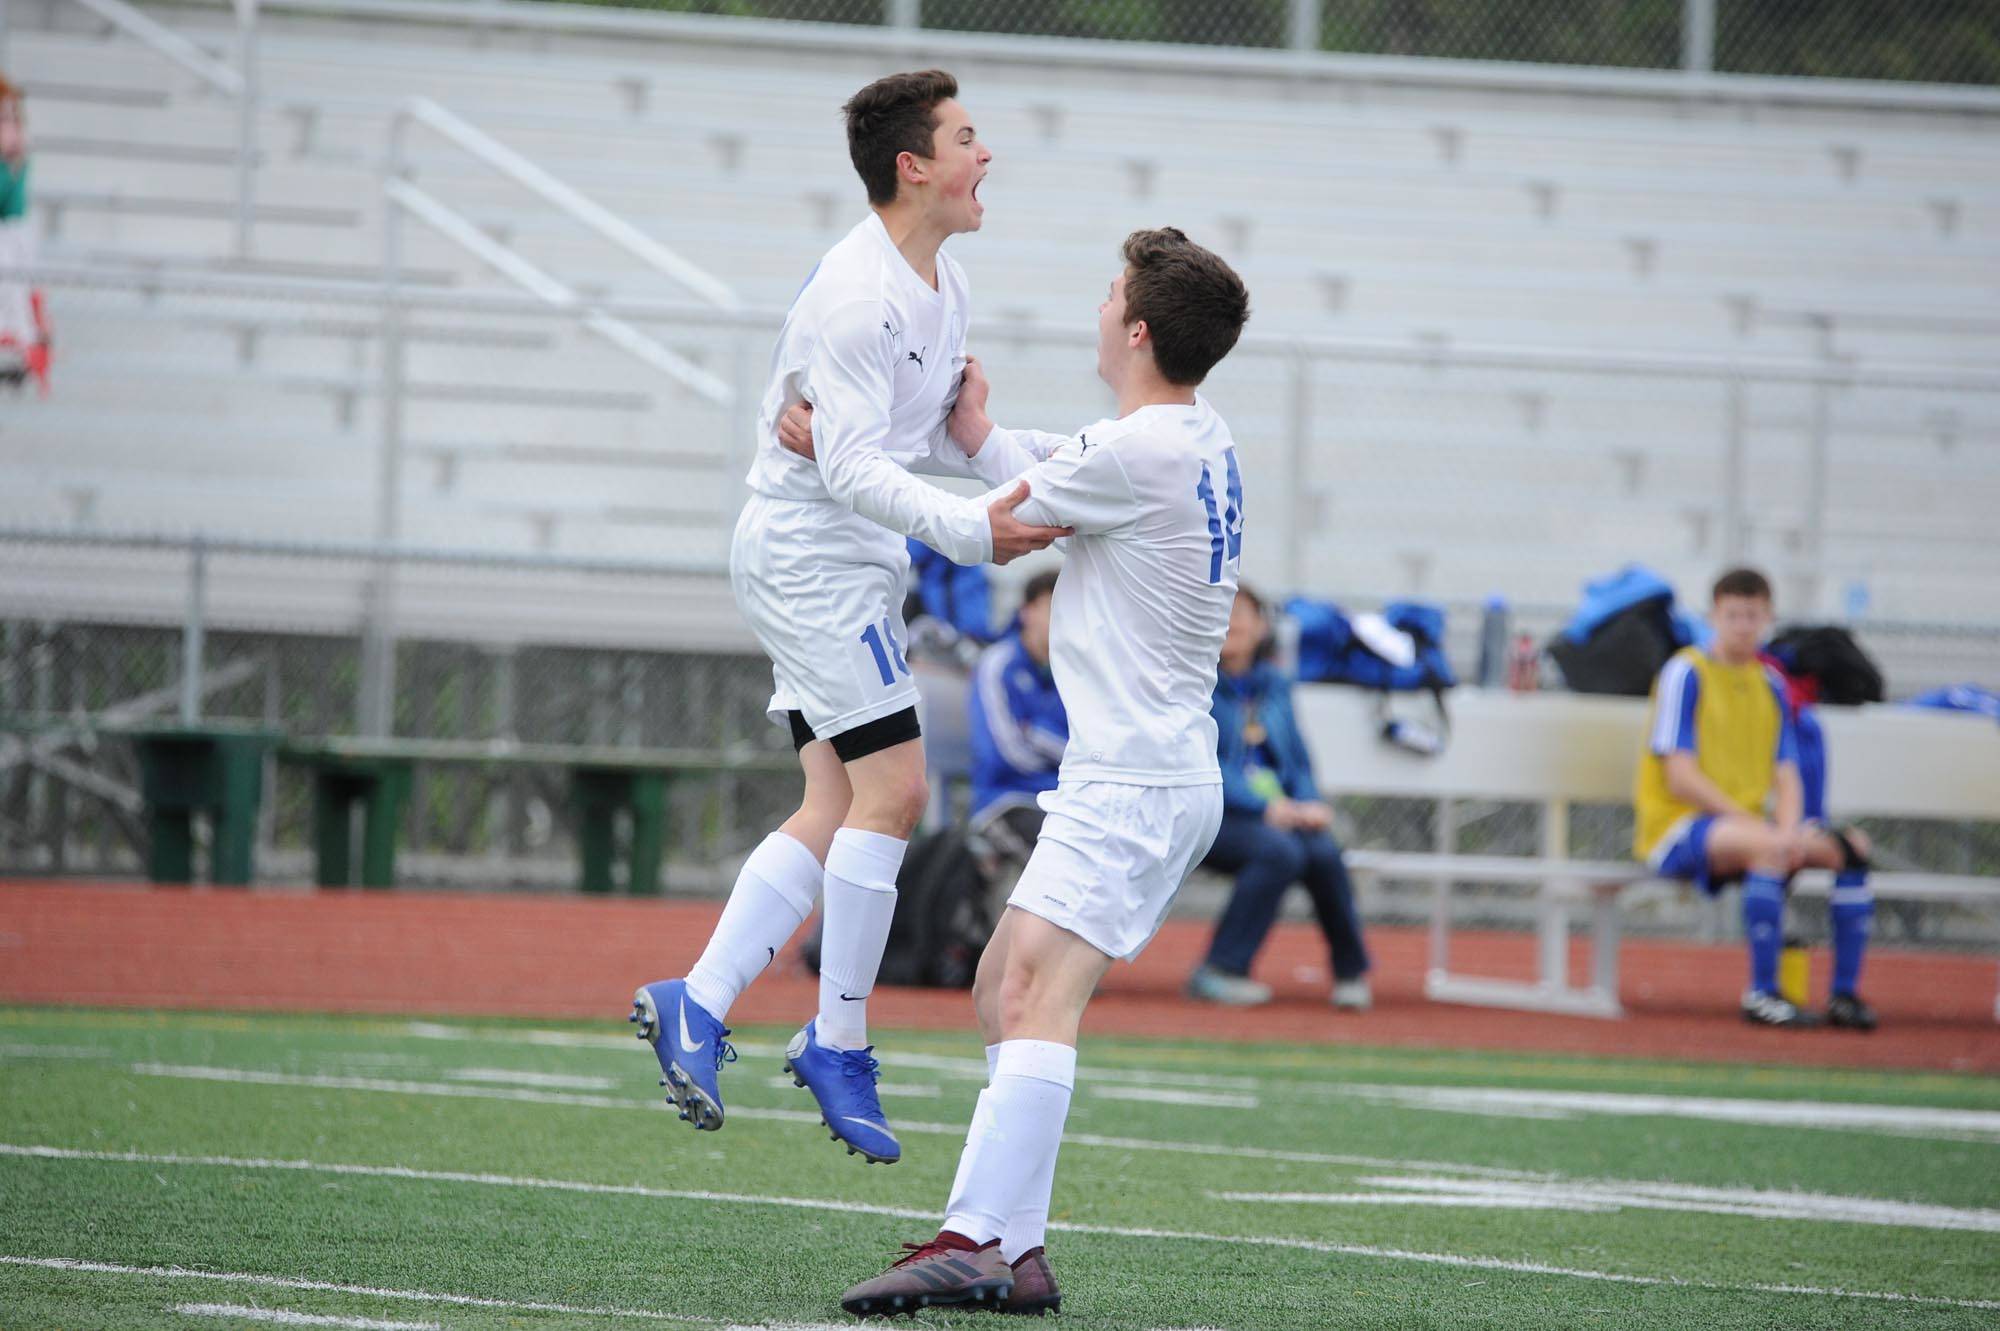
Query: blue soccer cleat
784,1019,900,1164
630,979,736,1131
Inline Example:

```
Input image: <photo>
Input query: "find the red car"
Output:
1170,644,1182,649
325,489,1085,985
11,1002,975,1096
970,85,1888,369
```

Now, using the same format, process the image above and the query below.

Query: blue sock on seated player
1830,868,1873,997
1741,870,1787,995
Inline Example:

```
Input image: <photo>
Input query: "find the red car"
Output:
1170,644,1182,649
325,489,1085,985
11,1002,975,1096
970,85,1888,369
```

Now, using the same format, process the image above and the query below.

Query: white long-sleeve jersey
742,213,991,566
957,397,1245,786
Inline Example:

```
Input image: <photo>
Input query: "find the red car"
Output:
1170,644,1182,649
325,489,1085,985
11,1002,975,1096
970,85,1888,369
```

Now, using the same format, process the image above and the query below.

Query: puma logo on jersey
907,347,926,370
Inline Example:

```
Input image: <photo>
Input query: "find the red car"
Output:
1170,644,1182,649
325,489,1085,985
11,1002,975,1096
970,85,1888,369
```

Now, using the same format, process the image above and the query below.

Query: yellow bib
1634,647,1782,858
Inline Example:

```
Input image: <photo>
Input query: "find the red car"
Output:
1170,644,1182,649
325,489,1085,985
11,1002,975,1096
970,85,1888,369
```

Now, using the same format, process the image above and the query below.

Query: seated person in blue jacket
967,569,1065,866
1187,585,1372,1010
1635,567,1876,1031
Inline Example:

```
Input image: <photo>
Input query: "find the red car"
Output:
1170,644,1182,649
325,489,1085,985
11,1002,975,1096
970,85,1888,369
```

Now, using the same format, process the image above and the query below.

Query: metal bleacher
5,0,2000,682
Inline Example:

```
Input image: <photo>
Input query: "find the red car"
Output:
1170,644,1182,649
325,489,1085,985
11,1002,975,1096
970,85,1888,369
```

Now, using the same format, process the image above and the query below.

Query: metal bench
1296,687,2000,1020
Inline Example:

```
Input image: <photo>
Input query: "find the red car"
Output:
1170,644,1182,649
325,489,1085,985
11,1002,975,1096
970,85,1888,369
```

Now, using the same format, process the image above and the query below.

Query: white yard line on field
1338,1085,2000,1143
121,1062,1532,1177
444,1067,619,1091
5,1145,1998,1313
1212,1175,2000,1232
403,1021,1262,1091
175,1302,441,1330
0,1255,713,1323
1089,1086,1259,1110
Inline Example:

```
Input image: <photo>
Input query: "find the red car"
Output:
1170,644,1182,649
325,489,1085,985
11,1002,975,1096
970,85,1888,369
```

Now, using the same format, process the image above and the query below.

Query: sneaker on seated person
1185,964,1271,1006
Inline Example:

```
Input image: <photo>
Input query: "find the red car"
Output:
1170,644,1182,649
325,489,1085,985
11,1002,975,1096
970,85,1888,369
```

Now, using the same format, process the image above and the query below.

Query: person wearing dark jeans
1187,585,1372,1009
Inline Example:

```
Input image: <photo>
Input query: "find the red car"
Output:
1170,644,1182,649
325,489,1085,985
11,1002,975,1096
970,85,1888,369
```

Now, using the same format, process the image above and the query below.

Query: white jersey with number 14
965,396,1244,787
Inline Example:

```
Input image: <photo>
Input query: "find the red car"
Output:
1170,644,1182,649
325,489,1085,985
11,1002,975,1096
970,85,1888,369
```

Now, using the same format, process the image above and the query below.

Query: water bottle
1477,594,1510,689
1507,633,1540,692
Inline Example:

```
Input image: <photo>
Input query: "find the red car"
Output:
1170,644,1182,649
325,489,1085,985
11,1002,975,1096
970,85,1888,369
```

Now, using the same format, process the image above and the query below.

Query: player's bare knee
971,965,1004,1042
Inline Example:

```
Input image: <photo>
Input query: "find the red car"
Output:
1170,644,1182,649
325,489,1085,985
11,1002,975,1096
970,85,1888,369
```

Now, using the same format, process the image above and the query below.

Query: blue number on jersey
1197,447,1246,585
859,618,910,688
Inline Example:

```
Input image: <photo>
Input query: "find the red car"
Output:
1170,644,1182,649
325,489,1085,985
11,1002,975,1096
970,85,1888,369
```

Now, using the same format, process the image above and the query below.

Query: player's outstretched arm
977,434,1140,540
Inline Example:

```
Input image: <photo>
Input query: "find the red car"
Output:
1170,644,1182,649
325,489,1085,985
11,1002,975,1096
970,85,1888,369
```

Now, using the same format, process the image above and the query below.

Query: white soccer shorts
730,491,922,742
1007,780,1225,962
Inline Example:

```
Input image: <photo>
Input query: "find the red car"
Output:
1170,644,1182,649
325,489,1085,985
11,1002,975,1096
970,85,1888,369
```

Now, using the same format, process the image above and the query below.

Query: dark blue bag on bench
1285,597,1454,754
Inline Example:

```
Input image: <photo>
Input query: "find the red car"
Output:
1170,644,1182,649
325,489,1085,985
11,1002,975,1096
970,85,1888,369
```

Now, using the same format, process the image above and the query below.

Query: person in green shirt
0,75,50,393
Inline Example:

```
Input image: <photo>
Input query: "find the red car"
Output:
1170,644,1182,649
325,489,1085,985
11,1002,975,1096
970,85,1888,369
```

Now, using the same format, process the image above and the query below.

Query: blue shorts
1645,814,1740,897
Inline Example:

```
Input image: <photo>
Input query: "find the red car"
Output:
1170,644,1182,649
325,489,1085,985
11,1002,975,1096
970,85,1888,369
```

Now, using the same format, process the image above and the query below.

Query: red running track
2,880,1995,1074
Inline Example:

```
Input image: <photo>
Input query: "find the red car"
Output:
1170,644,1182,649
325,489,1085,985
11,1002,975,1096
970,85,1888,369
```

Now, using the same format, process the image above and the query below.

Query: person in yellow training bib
1634,567,1877,1032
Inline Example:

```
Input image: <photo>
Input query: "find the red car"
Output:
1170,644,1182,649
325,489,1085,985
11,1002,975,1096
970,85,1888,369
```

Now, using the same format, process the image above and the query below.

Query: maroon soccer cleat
998,1247,1061,1316
840,1232,1013,1318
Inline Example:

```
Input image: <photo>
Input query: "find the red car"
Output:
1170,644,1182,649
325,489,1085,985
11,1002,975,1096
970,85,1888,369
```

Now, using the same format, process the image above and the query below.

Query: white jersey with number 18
966,396,1244,787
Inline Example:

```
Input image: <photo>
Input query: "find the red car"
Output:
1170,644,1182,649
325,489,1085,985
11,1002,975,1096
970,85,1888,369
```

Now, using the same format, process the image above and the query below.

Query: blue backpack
1286,598,1455,753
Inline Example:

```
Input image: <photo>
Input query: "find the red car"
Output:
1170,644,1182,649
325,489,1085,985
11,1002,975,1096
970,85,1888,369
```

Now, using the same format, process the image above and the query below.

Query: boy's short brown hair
842,70,957,207
1120,227,1251,386
1021,569,1060,606
1712,567,1773,604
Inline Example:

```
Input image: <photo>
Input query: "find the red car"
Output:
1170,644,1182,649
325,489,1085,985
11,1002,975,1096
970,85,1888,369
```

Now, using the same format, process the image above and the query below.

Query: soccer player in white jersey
630,70,1069,1166
832,227,1252,1315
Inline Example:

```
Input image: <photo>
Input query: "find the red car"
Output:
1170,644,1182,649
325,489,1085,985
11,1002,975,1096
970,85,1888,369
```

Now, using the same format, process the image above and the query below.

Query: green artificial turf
1,1007,1996,1329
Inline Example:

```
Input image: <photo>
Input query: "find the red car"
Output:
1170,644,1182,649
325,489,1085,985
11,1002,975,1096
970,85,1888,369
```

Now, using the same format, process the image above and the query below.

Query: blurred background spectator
0,74,49,394
1187,586,1372,1010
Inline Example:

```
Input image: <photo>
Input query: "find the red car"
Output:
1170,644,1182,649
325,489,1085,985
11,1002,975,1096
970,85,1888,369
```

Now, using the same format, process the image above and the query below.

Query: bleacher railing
370,96,743,735
56,0,260,257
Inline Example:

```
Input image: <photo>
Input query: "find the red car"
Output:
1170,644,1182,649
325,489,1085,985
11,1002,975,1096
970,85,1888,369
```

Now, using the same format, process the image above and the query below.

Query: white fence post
887,0,918,31
1288,0,1320,54
179,534,208,726
360,110,410,739
1683,0,1715,73
233,0,259,259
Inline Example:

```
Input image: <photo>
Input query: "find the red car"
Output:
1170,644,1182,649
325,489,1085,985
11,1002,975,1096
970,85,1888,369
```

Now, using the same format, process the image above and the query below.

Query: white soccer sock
682,832,821,1022
943,1040,1076,1247
816,828,905,1051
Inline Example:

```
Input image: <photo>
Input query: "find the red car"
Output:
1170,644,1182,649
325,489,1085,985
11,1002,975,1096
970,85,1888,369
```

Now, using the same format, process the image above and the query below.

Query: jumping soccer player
631,70,1068,1165
827,227,1252,1315
1635,567,1877,1030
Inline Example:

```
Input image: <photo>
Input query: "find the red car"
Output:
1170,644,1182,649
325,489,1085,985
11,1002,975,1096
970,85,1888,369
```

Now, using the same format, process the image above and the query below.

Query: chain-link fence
560,0,2000,84
5,531,1997,949
0,538,804,889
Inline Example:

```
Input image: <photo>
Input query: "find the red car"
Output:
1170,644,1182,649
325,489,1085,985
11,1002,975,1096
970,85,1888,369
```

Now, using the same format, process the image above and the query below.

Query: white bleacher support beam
1682,0,1714,75
179,535,208,726
361,110,411,741
885,0,917,32
232,0,259,260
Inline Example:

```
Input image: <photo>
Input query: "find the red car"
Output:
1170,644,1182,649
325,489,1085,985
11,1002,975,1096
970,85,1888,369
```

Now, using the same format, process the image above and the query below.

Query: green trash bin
290,751,414,889
129,725,283,886
571,764,668,896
